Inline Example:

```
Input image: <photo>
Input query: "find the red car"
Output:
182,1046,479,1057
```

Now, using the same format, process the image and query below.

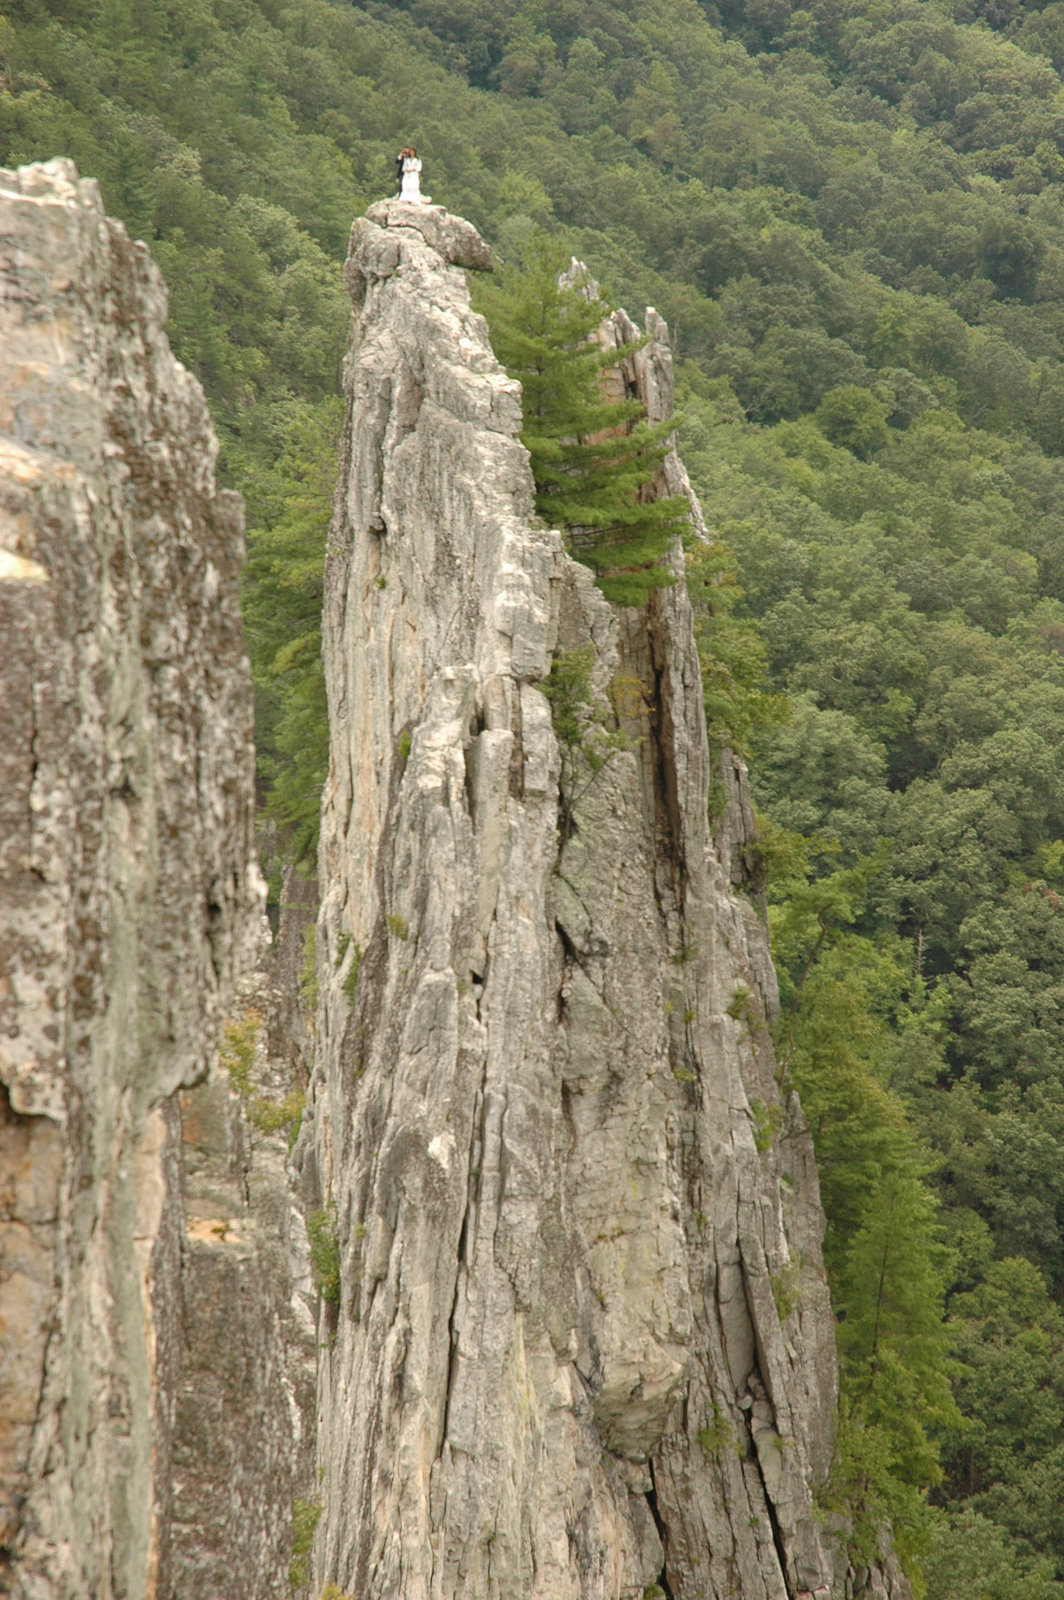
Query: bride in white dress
399,147,424,204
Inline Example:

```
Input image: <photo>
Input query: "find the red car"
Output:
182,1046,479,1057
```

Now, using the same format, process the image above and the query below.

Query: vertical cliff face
0,160,288,1598
311,200,874,1599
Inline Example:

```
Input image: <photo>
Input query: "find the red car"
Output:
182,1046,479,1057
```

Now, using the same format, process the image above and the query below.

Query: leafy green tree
815,385,892,460
476,233,689,604
939,1259,1064,1566
686,538,787,757
979,215,1044,304
922,1508,1063,1600
770,857,945,1269
747,692,889,857
766,839,957,1580
836,1172,959,1479
930,1079,1064,1291
826,1168,960,1580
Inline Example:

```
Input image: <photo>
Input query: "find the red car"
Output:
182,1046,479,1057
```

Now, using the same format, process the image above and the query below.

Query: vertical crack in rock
646,1461,676,1600
311,198,907,1598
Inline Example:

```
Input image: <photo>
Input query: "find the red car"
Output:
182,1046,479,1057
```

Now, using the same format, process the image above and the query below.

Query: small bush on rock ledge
307,1205,341,1305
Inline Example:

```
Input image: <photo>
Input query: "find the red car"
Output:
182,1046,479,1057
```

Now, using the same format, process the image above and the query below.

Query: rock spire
306,197,883,1599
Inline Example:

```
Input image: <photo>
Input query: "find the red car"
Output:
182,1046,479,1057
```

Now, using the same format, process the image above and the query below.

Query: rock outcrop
0,160,288,1598
308,199,862,1598
0,165,908,1600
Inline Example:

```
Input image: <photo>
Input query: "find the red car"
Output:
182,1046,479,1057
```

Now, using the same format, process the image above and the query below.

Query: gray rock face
0,160,277,1597
311,203,868,1598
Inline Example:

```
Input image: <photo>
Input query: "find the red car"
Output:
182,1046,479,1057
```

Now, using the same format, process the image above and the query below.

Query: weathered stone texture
0,159,274,1596
310,203,878,1598
171,945,316,1600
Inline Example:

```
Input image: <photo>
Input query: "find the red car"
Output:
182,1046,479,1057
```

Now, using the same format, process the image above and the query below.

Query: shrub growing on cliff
220,1007,305,1146
307,1204,341,1305
288,1498,321,1590
476,234,689,605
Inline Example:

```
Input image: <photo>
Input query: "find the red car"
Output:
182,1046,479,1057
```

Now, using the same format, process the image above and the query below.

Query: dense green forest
5,0,1064,1590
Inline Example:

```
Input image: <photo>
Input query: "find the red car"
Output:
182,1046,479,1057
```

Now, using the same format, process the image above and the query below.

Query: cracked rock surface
0,160,271,1597
309,201,892,1599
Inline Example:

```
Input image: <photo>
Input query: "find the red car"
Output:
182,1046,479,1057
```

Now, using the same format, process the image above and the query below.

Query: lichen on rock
0,159,274,1597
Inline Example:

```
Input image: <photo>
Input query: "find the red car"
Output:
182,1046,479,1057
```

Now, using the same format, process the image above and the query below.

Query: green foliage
823,1396,937,1584
219,1008,263,1103
541,648,635,772
815,385,892,461
341,941,361,999
836,1174,960,1486
248,1090,305,1144
766,845,958,1577
686,268,1064,1574
307,1205,341,1306
540,648,638,826
697,1404,736,1461
684,520,787,758
540,647,650,850
726,984,751,1021
749,1097,782,1153
220,1007,303,1145
300,925,318,1012
476,233,688,604
242,398,341,861
921,1508,1064,1600
938,1259,1064,1561
289,1497,321,1591
770,1257,801,1321
541,648,596,755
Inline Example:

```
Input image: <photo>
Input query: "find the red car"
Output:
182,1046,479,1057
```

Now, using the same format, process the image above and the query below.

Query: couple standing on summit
395,147,428,204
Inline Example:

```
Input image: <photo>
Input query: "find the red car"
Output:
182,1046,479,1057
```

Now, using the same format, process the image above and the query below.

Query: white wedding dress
400,157,423,203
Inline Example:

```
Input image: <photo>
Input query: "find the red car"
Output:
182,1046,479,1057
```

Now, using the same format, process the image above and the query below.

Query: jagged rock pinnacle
306,200,881,1599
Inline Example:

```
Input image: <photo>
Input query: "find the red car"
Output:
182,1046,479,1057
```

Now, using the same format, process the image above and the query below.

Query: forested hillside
4,0,1064,1592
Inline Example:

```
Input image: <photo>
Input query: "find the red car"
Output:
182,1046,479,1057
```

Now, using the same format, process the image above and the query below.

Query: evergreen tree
767,844,959,1585
241,397,340,863
837,1171,959,1484
476,234,690,605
